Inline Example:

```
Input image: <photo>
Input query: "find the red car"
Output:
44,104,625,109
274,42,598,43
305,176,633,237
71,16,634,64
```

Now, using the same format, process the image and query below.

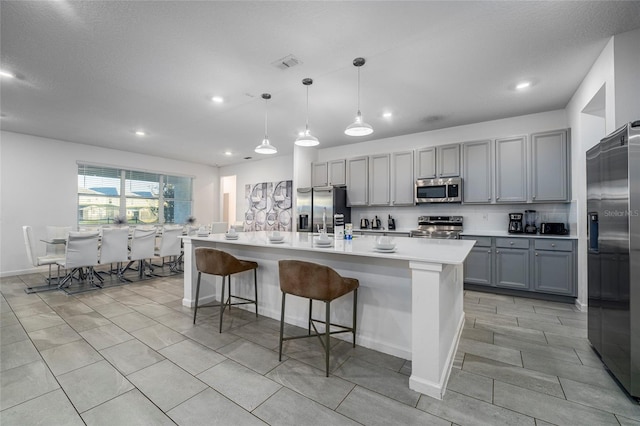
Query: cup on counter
228,227,237,235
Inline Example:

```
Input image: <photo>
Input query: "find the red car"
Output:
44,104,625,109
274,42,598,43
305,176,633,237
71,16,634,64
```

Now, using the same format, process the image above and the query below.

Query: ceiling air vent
271,54,302,70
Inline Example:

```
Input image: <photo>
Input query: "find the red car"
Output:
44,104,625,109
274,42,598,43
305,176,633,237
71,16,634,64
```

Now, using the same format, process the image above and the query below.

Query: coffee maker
508,213,524,234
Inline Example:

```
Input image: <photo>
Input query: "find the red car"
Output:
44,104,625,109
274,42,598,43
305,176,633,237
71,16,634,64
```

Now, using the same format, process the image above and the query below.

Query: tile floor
1,271,639,425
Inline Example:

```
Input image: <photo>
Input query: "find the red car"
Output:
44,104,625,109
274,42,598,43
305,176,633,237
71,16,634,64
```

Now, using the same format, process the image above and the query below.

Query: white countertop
460,230,577,239
185,231,475,265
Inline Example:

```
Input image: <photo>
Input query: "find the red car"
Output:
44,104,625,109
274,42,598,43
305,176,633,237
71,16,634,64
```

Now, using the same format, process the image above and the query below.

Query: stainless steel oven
410,216,463,239
415,177,462,203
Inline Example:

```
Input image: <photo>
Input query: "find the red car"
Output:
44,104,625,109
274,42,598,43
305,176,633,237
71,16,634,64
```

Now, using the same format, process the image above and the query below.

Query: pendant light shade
295,78,320,147
255,93,277,154
345,57,374,137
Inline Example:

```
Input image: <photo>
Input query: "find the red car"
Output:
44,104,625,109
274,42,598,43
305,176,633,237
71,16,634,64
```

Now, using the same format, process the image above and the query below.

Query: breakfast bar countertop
184,231,476,266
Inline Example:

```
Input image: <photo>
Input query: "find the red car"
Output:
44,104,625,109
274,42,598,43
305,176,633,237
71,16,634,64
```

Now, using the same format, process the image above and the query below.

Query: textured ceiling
1,1,640,166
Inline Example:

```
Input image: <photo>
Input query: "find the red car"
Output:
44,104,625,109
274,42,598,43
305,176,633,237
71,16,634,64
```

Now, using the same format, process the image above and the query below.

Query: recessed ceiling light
0,69,15,79
134,130,146,136
383,112,393,118
211,96,224,103
516,81,531,90
224,151,232,156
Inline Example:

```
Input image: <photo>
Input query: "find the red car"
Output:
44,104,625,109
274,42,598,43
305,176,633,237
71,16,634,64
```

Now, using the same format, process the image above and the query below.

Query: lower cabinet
462,235,576,297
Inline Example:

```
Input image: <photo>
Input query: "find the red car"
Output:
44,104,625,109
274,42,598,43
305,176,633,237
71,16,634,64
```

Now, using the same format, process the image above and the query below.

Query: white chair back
46,226,71,257
100,227,130,264
64,231,100,270
129,228,156,261
210,222,228,234
157,226,183,257
22,225,37,267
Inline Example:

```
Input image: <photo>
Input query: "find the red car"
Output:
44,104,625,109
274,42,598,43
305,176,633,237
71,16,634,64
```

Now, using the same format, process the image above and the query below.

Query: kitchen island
181,231,474,400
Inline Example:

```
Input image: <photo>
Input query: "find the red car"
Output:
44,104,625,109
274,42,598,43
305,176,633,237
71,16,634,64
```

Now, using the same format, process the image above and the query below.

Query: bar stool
192,247,258,333
278,260,359,377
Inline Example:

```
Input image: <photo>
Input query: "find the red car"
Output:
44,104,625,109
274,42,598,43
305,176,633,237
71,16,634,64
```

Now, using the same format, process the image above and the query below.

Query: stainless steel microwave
415,177,462,203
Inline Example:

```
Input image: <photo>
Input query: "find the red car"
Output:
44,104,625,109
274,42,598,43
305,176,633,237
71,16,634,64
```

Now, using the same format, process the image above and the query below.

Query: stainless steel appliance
508,213,524,234
524,210,538,234
310,186,351,233
415,177,462,203
587,120,640,399
388,214,396,230
371,215,381,230
296,187,313,232
410,216,463,239
360,218,369,229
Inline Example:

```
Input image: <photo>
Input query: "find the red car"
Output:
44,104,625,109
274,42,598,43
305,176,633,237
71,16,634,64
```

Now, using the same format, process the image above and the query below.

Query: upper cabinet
416,144,460,179
311,159,346,187
495,136,527,203
530,129,570,202
369,154,391,206
346,156,369,206
462,140,492,203
392,151,415,206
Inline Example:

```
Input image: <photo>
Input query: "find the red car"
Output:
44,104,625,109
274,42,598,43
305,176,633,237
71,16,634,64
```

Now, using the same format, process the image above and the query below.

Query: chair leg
308,299,313,335
353,288,358,347
279,292,286,361
325,301,331,377
254,268,258,317
219,275,227,333
193,272,202,324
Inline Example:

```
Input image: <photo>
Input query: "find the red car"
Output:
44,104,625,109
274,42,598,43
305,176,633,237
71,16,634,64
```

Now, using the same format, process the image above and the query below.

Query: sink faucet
322,207,327,232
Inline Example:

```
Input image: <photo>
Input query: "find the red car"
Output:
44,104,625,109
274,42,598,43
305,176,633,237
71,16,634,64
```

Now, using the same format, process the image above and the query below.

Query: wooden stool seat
193,247,258,332
278,260,359,376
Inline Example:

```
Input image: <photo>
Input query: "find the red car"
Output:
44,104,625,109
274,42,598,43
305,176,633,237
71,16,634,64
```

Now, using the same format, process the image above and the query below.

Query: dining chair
22,225,65,291
99,227,130,282
56,231,101,290
123,227,156,279
153,225,183,274
210,222,228,234
46,225,71,258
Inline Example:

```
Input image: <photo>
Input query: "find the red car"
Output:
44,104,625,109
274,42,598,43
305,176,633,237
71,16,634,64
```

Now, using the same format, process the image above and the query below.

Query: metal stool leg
353,288,358,347
325,301,331,377
254,268,258,317
308,299,313,335
219,275,227,333
279,292,286,361
193,272,202,324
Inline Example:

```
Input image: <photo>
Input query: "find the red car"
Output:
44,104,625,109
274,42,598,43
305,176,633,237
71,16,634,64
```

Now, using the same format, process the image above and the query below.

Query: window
77,164,192,226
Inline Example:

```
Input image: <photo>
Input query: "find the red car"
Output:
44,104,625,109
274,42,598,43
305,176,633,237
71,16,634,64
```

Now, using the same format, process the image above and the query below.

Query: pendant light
255,93,277,154
295,78,320,147
345,57,374,137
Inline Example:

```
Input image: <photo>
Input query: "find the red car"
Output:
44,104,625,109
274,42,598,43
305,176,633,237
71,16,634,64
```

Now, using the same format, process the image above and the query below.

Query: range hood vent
271,54,302,70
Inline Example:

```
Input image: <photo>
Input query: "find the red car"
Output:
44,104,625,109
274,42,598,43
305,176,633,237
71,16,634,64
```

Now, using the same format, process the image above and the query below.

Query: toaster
540,222,568,235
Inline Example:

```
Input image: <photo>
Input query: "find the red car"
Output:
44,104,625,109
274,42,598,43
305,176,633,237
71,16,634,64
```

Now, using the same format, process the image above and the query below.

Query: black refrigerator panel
311,186,351,234
296,188,312,232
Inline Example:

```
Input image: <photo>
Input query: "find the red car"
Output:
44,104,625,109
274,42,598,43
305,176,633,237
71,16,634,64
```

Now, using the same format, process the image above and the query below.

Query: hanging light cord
264,97,269,140
356,66,361,116
305,85,310,132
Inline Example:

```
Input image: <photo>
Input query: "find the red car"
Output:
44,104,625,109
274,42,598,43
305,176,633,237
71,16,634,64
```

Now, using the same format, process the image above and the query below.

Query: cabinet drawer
496,238,530,249
534,239,573,252
462,236,492,247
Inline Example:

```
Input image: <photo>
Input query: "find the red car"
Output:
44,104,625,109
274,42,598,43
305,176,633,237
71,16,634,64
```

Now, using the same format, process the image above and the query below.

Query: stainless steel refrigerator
296,186,351,233
587,120,640,398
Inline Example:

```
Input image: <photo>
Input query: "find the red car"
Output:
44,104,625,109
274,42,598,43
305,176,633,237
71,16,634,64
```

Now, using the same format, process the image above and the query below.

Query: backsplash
351,202,575,235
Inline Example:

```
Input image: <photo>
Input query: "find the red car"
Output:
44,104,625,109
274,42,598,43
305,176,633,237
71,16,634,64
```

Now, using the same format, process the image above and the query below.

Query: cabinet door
392,151,415,206
369,154,391,206
416,147,436,179
530,130,569,202
311,162,328,187
464,246,493,286
495,136,527,203
495,248,529,290
346,156,369,206
462,140,492,203
533,250,575,295
438,144,461,177
328,159,346,186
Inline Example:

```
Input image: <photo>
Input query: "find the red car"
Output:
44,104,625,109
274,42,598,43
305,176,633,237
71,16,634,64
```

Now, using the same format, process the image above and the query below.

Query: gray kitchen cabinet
369,154,391,205
495,238,530,290
328,159,346,186
416,144,460,179
462,140,492,203
495,136,527,203
462,236,493,286
346,156,369,206
311,162,328,187
391,150,415,205
532,239,575,295
530,129,570,202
